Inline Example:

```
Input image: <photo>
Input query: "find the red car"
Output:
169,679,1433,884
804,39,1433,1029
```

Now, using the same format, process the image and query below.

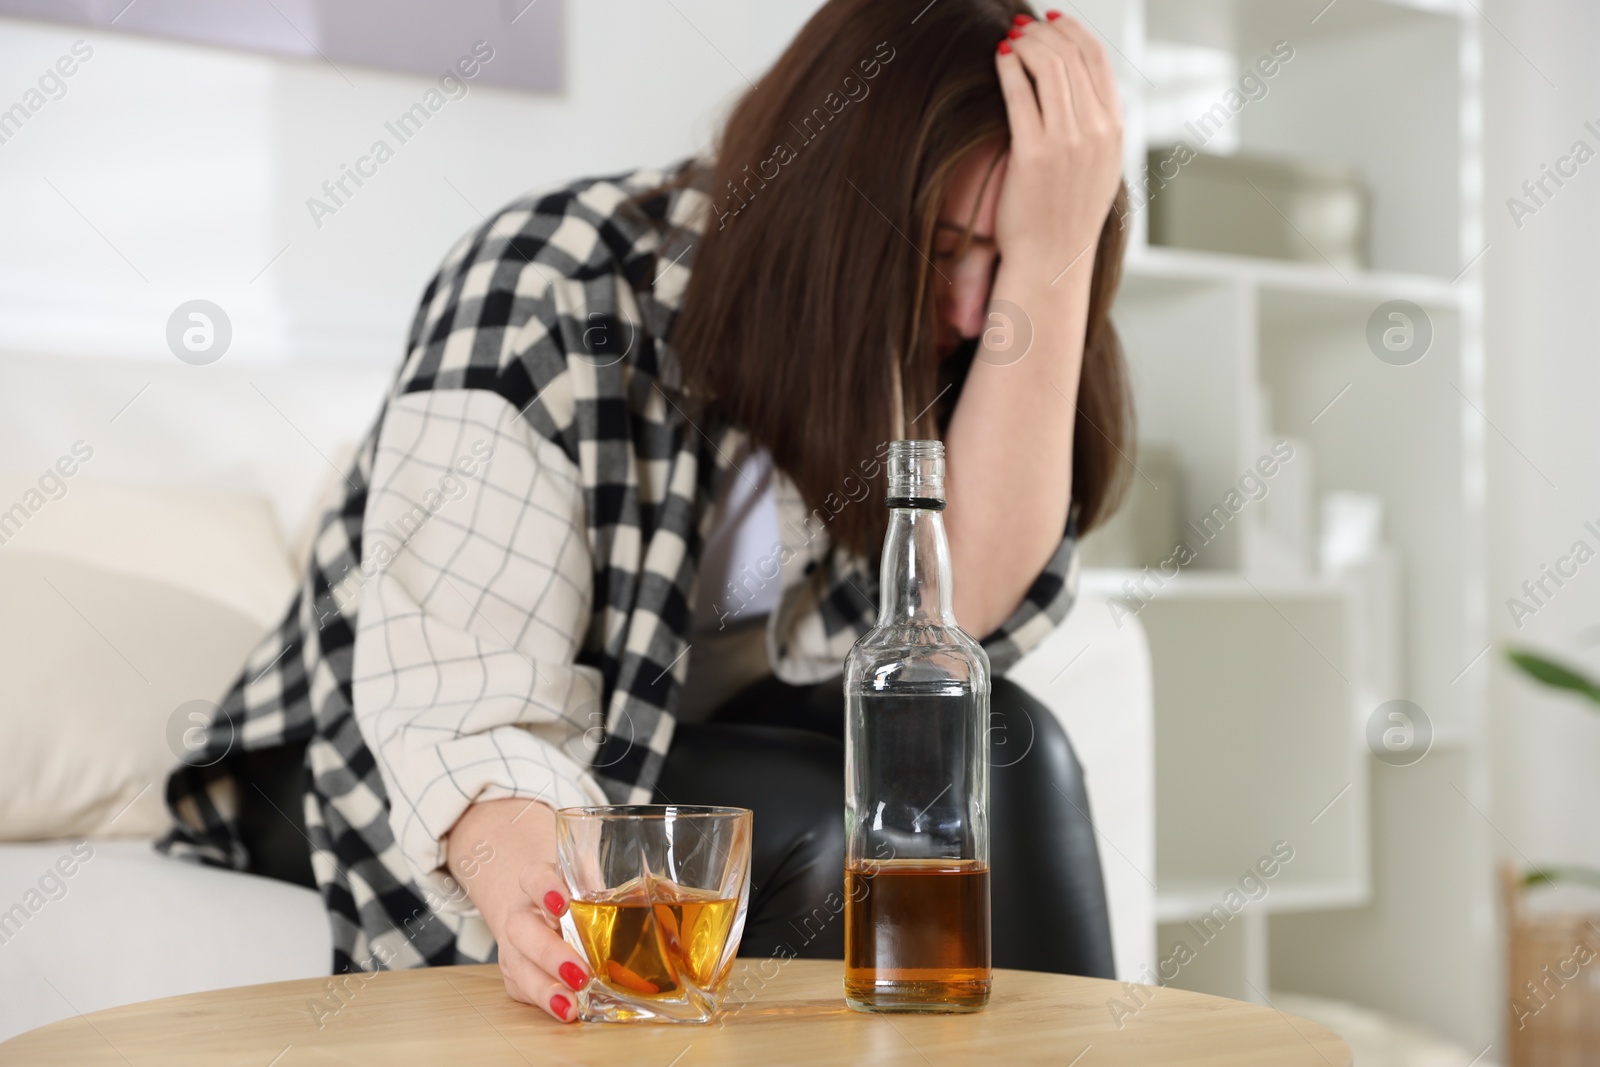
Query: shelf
1132,584,1369,908
1082,568,1347,598
1136,0,1469,278
1145,0,1466,51
1157,880,1369,924
1306,0,1468,31
1125,245,1466,309
1090,0,1484,1040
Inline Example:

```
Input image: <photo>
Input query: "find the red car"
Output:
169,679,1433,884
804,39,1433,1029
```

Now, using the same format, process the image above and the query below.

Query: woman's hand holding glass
448,798,591,1024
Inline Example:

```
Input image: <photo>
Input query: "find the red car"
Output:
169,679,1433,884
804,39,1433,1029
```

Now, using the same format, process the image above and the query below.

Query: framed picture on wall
0,0,564,93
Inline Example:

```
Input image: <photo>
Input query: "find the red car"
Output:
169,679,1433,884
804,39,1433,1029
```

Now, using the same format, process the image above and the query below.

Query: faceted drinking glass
555,805,753,1023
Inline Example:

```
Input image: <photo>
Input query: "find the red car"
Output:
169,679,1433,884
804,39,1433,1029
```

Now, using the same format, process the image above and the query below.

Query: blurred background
0,1,1596,1063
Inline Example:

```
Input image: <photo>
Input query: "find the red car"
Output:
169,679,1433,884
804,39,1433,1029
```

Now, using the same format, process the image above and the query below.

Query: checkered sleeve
773,493,1082,683
974,501,1082,675
351,387,608,914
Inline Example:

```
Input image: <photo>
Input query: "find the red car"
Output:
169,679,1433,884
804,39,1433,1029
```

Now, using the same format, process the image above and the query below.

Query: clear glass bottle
843,439,991,1013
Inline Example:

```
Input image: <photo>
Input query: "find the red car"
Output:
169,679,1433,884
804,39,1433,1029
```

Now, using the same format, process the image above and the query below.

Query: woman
160,0,1132,1024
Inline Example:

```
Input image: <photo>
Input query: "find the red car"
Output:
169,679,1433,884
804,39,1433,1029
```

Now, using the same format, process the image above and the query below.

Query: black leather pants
656,675,1116,978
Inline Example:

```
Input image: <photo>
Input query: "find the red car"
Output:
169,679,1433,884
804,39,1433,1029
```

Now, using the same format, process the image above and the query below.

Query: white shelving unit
1079,0,1492,1048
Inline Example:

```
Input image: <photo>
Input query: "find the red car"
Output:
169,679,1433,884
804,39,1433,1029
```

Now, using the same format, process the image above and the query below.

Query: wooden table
0,961,1351,1065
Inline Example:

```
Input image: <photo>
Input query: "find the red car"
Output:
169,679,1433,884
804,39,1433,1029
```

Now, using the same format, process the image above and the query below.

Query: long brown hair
657,0,1133,555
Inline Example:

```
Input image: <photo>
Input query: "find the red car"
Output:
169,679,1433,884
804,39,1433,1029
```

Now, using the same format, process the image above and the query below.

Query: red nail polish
1007,27,1024,39
998,40,1013,55
1047,9,1063,19
550,993,572,1020
543,890,567,916
559,962,589,991
1013,13,1034,24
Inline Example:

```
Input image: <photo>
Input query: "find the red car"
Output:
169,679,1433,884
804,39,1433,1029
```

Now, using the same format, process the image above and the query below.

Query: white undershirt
691,446,782,633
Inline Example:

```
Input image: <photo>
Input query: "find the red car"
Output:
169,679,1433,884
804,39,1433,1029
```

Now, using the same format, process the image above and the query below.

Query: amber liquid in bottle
844,441,992,1013
844,859,991,1007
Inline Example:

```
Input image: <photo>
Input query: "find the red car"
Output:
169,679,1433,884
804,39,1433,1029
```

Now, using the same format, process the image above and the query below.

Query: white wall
1485,0,1600,900
0,0,824,542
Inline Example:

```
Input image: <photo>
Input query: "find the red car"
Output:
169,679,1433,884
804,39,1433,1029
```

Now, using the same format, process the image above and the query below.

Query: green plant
1506,647,1600,890
1508,649,1600,704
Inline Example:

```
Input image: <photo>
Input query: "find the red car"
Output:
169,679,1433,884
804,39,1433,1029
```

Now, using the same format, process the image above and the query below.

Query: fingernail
550,993,572,1020
998,40,1013,55
559,961,589,991
1047,9,1063,19
1013,13,1034,24
543,890,567,916
1007,27,1024,38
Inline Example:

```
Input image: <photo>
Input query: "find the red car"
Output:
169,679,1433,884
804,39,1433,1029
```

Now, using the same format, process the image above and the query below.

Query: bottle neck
877,506,957,627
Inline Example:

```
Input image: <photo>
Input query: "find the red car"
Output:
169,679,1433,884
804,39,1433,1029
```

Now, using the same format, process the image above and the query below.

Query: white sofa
0,475,1152,1042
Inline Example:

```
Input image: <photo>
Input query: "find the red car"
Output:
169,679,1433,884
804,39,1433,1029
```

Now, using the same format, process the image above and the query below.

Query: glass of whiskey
555,805,753,1023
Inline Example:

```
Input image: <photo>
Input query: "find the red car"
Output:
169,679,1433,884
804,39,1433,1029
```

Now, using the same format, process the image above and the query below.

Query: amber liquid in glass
568,878,738,998
844,858,992,1011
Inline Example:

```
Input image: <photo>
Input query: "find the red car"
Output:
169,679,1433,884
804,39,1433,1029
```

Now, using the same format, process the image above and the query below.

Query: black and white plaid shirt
159,160,1082,973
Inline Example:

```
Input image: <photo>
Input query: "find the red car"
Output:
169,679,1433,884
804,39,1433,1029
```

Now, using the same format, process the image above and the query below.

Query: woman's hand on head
447,797,592,1024
994,11,1124,280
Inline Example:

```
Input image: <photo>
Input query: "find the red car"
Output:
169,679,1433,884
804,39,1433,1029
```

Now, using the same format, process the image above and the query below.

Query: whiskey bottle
843,439,992,1013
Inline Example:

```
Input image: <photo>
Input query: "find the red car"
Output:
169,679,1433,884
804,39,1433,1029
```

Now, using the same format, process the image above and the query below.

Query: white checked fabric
353,389,608,910
157,158,1084,974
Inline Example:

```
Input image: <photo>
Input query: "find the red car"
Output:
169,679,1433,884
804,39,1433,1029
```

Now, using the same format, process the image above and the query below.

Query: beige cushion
0,552,274,839
0,475,297,840
0,474,295,630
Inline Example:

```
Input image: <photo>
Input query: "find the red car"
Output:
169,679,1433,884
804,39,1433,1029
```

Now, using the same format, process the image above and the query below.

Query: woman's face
934,143,1008,360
